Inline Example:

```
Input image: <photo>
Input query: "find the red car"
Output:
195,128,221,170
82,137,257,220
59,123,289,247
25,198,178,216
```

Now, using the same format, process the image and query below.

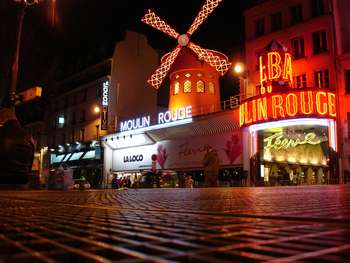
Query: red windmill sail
141,0,231,90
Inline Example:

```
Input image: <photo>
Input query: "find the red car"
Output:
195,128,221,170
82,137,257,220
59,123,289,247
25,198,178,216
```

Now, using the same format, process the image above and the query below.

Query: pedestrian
202,146,219,187
111,175,118,189
185,175,194,188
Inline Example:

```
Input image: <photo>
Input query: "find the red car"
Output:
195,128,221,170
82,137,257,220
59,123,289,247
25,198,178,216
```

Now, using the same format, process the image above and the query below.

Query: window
184,80,191,93
80,128,85,142
82,89,87,102
58,115,65,128
315,69,329,88
80,109,86,123
255,18,264,37
345,70,350,94
71,129,75,142
71,112,76,125
311,0,324,17
313,31,328,54
294,74,307,88
271,12,282,31
72,94,77,105
52,134,56,147
291,37,305,59
290,4,303,24
196,80,205,93
64,97,68,108
209,82,215,94
174,82,180,95
62,133,66,144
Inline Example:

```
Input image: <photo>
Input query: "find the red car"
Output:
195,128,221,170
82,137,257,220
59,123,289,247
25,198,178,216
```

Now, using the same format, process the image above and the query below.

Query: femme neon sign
264,132,326,150
239,89,336,127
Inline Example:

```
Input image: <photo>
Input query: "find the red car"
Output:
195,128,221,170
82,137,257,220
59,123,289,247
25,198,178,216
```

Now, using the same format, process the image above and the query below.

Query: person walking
202,146,219,187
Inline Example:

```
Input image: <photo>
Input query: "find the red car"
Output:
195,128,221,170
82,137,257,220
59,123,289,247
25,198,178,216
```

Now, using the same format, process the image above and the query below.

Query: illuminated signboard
262,126,329,165
120,106,192,132
239,40,337,128
255,40,294,95
101,80,109,130
239,89,336,127
102,81,109,106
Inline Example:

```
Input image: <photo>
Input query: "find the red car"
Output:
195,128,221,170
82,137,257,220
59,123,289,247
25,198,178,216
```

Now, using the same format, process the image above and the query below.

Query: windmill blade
187,0,223,36
147,46,182,89
188,42,231,76
141,9,179,40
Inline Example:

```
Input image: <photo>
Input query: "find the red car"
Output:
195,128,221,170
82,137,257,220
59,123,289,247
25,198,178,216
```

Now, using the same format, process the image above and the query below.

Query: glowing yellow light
94,106,100,114
233,62,244,74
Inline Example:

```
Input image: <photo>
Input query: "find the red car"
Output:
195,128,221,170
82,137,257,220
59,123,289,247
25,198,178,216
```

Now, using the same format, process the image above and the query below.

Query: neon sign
101,80,109,130
239,89,336,127
264,132,325,150
120,106,192,132
102,80,109,106
258,42,293,95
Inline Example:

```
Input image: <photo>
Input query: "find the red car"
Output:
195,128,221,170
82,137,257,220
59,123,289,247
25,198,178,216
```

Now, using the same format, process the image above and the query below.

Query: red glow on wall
239,89,336,127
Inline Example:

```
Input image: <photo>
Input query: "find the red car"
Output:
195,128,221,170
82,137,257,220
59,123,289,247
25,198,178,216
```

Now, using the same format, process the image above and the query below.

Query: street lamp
232,62,249,100
93,106,101,114
233,62,245,75
9,0,43,108
93,106,101,140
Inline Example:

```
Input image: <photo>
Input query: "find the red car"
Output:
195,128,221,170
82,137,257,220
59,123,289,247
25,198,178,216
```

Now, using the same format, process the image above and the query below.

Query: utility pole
9,0,41,108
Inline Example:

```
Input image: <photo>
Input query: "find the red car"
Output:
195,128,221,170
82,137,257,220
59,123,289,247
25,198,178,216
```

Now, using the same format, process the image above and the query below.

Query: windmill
141,0,231,115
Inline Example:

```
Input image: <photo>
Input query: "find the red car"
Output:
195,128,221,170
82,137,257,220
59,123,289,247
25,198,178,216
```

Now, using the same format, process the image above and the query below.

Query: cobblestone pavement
0,185,350,262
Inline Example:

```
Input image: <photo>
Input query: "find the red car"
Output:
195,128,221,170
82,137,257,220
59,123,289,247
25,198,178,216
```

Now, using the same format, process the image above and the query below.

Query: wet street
0,185,350,262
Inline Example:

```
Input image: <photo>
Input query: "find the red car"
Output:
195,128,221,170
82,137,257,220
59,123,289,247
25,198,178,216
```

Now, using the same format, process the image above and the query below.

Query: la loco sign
239,89,336,127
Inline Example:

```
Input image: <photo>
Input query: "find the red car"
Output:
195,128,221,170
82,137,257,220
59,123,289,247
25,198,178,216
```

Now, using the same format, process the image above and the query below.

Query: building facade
46,31,159,187
243,0,350,182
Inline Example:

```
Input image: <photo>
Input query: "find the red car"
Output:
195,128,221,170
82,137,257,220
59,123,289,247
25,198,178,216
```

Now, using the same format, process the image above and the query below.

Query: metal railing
190,94,240,116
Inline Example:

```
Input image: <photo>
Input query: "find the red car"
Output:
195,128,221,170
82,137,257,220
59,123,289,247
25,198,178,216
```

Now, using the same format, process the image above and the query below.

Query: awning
146,108,240,141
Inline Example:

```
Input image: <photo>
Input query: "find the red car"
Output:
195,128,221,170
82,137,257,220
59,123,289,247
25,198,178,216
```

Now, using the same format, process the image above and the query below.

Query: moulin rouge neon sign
120,106,192,132
239,44,337,127
239,90,336,127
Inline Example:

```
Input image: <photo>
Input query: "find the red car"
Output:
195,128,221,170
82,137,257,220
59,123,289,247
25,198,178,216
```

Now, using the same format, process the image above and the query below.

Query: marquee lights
239,89,336,127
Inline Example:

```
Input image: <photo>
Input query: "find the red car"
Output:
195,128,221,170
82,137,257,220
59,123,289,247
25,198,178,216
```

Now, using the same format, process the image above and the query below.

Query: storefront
240,40,338,186
50,140,103,187
102,108,242,187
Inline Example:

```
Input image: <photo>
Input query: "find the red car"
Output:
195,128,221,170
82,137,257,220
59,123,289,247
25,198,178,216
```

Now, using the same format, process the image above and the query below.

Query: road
0,185,350,262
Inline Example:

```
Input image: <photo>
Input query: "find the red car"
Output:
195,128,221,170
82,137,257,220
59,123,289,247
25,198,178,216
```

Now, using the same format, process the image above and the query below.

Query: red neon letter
328,92,336,117
286,93,298,116
244,101,253,124
257,97,267,121
300,91,314,115
268,52,282,80
316,91,328,115
239,104,245,126
259,56,267,87
283,53,293,83
252,99,257,122
272,95,285,119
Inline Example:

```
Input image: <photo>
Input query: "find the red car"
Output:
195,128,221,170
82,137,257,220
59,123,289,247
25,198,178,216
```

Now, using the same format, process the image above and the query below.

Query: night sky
1,0,255,105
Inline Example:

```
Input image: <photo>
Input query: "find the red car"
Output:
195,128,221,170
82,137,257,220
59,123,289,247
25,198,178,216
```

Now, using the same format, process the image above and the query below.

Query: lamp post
93,106,100,140
9,0,41,108
232,62,249,101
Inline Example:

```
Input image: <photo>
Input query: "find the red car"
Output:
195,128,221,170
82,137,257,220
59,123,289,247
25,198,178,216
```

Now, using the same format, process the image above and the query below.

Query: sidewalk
0,185,349,262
